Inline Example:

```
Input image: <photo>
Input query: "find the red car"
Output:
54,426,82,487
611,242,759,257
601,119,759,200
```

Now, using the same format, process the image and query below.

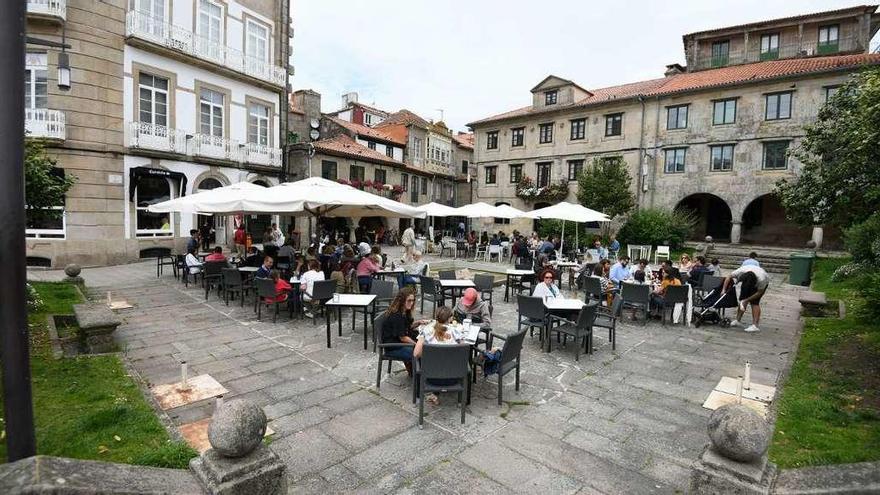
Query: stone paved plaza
29,250,806,494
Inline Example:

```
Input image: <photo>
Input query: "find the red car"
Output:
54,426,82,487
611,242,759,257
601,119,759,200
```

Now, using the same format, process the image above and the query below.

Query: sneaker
729,319,742,327
304,310,314,319
744,324,760,333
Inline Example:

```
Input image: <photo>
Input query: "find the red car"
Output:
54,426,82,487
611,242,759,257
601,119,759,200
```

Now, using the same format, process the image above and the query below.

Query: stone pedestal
190,445,286,495
73,303,121,354
63,264,84,284
730,221,742,244
691,446,778,495
810,226,824,250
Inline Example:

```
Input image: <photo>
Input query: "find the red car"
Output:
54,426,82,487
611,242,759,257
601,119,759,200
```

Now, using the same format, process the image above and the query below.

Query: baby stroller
693,285,739,327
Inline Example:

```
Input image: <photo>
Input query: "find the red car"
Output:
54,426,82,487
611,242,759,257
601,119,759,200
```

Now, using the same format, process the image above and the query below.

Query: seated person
708,258,723,277
256,256,274,279
609,256,631,287
278,241,296,260
265,269,291,304
480,232,490,245
357,239,372,257
651,268,682,316
356,253,381,293
489,234,501,246
688,255,712,282
243,246,263,267
381,288,429,376
454,288,492,325
591,239,608,260
186,229,200,253
499,232,510,243
592,264,614,303
532,268,562,299
539,237,555,254
414,306,460,404
205,246,227,263
631,259,652,284
299,260,326,318
304,246,318,262
399,250,427,286
679,253,694,272
185,248,204,275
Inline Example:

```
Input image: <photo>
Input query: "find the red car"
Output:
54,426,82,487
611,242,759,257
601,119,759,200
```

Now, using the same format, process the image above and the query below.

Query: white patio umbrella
147,181,266,214
522,202,610,253
416,202,459,217
493,204,525,219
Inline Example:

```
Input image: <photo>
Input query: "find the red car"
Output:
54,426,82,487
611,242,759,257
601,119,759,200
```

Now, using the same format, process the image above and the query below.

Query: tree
775,67,880,228
25,139,75,228
576,156,636,219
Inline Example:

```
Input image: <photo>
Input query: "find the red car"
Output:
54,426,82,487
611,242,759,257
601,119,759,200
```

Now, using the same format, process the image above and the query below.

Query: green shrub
844,212,880,266
855,271,880,320
535,220,600,245
617,208,696,249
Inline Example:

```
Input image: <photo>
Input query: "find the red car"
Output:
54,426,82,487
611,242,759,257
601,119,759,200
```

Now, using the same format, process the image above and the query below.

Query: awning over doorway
128,166,187,202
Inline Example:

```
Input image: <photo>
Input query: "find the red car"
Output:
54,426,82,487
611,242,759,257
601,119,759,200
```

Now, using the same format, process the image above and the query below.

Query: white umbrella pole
561,220,565,257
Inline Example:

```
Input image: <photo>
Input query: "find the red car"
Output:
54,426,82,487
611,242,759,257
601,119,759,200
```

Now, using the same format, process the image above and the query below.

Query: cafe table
542,297,586,352
504,269,534,302
374,268,405,281
438,279,476,306
324,294,376,350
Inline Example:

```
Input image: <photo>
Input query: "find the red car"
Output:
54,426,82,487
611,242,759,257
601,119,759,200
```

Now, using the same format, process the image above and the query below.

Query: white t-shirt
730,265,769,290
419,322,458,344
300,269,325,301
532,282,561,299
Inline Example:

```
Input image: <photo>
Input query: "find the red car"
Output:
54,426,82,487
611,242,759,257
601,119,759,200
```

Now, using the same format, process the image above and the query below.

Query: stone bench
798,291,828,317
73,303,121,353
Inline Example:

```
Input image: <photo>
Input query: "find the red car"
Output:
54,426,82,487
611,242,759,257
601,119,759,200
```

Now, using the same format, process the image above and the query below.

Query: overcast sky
291,1,877,132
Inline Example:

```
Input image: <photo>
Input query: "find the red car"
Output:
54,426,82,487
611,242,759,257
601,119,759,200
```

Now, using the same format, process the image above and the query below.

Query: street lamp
57,51,70,90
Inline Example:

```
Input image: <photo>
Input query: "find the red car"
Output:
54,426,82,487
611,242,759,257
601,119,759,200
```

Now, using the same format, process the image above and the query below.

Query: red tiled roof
683,5,877,38
312,135,405,167
468,54,880,126
326,116,406,146
453,132,474,149
375,109,430,129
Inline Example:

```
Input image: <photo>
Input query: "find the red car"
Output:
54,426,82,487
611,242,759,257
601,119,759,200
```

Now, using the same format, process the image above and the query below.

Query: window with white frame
138,73,168,126
197,0,224,44
25,53,47,110
133,0,165,19
26,167,66,239
200,88,224,137
245,19,269,62
136,176,173,236
247,102,269,145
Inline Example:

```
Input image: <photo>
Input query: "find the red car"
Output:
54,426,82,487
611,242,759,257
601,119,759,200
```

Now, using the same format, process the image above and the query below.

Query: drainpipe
637,96,647,211
649,95,662,207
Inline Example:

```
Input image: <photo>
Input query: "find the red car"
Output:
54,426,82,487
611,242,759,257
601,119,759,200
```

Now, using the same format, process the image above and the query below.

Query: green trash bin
789,252,815,286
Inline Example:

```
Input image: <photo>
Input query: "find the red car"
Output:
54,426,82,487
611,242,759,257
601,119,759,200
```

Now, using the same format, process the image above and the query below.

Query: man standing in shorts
722,262,770,333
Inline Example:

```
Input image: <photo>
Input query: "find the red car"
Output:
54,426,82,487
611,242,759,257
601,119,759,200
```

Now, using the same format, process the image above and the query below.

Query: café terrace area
29,244,805,493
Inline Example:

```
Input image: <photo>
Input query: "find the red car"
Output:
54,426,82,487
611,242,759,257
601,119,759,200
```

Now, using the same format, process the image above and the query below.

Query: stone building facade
26,0,292,267
468,5,880,248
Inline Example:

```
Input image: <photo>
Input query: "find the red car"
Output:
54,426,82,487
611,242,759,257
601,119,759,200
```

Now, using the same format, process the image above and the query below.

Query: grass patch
768,257,880,469
0,282,197,468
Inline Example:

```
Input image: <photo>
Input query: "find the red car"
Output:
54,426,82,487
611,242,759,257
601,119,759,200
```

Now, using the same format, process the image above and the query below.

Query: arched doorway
532,202,551,234
197,178,224,246
742,194,814,247
248,180,272,241
675,194,732,242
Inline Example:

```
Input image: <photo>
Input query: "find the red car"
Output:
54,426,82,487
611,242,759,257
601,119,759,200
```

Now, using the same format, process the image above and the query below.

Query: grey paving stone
270,426,350,481
395,459,507,494
457,440,582,493
342,427,451,480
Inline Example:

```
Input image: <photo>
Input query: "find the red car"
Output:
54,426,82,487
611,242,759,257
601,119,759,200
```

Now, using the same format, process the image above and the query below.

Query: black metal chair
660,284,690,325
202,262,225,300
621,282,650,323
254,277,286,323
222,268,250,307
413,344,471,426
439,240,455,258
473,329,526,404
583,276,604,304
438,270,456,280
419,276,441,316
547,303,598,361
474,274,495,308
517,295,548,341
305,279,337,324
156,254,176,278
374,314,414,388
593,294,623,350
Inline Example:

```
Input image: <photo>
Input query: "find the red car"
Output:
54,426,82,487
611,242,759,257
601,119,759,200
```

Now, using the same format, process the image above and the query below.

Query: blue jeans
384,345,413,361
398,275,418,287
358,275,373,293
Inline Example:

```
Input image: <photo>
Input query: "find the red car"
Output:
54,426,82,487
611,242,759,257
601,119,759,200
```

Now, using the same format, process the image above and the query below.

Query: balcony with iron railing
694,36,867,70
128,122,281,167
125,10,287,87
25,109,66,140
27,0,66,21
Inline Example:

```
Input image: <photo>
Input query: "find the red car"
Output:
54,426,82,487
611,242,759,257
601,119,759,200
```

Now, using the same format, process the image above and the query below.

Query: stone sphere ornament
64,264,82,278
704,235,714,244
707,404,771,462
208,400,267,458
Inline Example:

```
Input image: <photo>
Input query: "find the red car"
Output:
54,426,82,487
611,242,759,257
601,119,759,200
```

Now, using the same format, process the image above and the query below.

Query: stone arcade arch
741,194,819,248
675,193,732,242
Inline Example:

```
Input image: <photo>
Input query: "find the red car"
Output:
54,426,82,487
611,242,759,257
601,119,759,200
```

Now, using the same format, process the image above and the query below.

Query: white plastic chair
654,245,670,265
487,244,502,263
626,245,641,260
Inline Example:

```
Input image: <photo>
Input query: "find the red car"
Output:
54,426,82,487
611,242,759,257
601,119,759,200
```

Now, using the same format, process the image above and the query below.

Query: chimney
664,63,685,76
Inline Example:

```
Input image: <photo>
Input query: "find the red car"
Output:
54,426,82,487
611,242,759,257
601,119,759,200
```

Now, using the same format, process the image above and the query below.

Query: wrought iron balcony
25,109,65,140
126,11,287,87
27,0,66,21
128,122,281,167
694,36,866,70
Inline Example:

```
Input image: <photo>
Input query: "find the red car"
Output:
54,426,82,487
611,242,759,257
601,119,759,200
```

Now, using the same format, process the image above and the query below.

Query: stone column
190,400,286,495
811,226,824,250
730,221,742,244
